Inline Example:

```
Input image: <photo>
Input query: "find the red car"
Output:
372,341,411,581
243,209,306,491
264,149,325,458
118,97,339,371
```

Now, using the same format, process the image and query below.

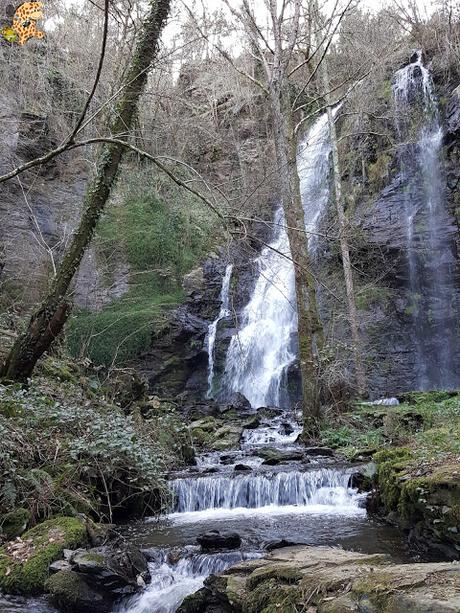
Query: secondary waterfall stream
393,51,458,390
222,113,332,408
206,264,233,398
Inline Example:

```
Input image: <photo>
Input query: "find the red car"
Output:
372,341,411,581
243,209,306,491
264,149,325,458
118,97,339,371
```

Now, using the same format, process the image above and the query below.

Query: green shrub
0,376,185,522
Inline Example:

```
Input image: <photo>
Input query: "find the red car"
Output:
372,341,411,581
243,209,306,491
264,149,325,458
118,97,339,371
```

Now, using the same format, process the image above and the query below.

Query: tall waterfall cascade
221,113,333,408
393,51,459,390
206,264,233,398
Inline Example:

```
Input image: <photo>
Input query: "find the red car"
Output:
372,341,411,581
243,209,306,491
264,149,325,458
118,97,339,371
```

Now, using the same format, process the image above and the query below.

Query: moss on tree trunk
0,0,171,382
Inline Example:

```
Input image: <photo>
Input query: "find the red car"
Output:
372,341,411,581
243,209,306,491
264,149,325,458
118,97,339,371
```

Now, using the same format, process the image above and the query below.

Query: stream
114,409,406,613
0,408,407,613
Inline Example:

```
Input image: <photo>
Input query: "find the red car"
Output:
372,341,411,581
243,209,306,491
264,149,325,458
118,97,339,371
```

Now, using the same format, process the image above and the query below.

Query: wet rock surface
45,543,150,612
197,531,242,551
179,545,460,612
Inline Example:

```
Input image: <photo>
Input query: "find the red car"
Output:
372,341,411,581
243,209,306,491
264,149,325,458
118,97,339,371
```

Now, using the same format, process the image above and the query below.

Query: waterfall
206,264,233,398
117,551,260,613
222,113,332,408
393,51,458,390
170,468,362,514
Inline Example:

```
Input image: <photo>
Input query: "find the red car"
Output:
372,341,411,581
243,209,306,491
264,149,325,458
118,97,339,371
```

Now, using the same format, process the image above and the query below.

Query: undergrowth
0,356,191,524
320,391,460,461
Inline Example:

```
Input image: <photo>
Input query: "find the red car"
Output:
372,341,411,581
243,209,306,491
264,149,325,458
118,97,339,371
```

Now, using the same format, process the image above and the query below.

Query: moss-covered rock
373,449,460,558
0,516,88,595
45,570,112,613
0,508,31,540
211,425,243,451
182,546,460,612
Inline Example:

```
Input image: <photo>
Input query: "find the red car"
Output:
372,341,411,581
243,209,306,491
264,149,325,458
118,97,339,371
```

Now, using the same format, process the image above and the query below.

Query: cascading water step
169,468,365,516
116,549,261,613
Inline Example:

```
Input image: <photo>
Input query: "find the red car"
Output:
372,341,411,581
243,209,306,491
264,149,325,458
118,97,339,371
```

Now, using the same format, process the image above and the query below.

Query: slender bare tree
1,0,172,381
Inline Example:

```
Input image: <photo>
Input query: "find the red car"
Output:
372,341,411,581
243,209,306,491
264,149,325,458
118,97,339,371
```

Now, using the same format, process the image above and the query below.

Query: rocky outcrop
179,545,460,612
197,531,241,551
46,543,150,612
0,516,88,595
372,448,460,560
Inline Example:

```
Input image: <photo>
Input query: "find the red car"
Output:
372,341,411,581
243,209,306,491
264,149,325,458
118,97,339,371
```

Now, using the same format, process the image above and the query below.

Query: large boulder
46,543,150,612
258,448,304,465
179,545,460,612
0,517,88,595
46,570,112,613
70,545,150,596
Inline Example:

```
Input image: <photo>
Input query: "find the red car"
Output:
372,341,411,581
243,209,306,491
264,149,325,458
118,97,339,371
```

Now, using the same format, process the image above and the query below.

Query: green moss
68,167,219,366
244,578,301,613
45,569,108,611
367,154,391,193
0,508,31,539
0,399,23,418
0,517,87,595
40,358,79,384
374,448,412,511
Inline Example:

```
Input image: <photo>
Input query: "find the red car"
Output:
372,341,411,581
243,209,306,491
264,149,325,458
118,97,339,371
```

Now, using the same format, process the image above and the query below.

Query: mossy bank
320,391,460,558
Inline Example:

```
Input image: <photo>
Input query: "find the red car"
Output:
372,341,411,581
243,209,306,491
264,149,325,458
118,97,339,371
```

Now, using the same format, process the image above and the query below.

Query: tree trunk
0,0,171,382
322,59,367,396
271,84,324,436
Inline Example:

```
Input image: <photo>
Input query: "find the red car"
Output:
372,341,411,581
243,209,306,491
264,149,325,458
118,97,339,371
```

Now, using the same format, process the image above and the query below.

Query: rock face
178,545,460,613
0,95,129,313
373,448,460,560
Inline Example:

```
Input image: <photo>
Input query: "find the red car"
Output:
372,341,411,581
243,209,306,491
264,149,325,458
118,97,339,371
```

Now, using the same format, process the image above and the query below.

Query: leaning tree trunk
0,0,171,382
271,83,324,437
322,58,366,396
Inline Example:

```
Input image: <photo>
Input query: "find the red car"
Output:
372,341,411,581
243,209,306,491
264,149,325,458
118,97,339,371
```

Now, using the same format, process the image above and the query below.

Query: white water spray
206,264,233,398
393,51,458,389
222,113,332,408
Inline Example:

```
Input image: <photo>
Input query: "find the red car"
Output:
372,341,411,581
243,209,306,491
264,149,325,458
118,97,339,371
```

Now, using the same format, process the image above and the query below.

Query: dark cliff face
139,76,460,405
350,78,460,397
0,96,129,313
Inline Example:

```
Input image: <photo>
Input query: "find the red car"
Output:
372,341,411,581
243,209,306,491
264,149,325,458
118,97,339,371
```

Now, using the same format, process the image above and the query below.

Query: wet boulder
278,421,295,436
304,446,335,457
259,448,304,465
46,570,113,613
222,392,252,413
242,415,260,429
197,530,241,551
262,539,302,552
211,424,243,451
69,545,150,596
234,464,252,472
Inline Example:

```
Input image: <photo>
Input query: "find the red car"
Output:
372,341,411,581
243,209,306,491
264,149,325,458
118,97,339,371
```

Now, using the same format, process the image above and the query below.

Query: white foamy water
170,469,362,514
206,264,233,398
222,113,332,408
117,551,260,613
241,417,302,447
393,51,459,389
